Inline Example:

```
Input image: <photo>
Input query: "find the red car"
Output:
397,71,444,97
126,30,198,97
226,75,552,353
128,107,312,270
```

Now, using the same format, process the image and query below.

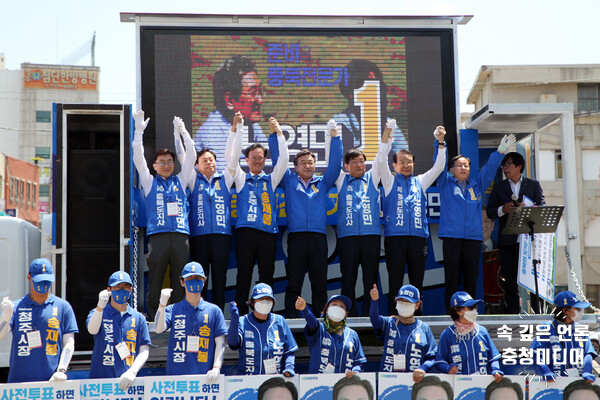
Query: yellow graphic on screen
354,80,382,160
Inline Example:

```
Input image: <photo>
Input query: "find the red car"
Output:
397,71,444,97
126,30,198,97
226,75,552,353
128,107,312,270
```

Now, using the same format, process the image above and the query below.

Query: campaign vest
189,173,231,236
336,171,381,237
145,174,189,236
235,172,278,234
383,174,428,238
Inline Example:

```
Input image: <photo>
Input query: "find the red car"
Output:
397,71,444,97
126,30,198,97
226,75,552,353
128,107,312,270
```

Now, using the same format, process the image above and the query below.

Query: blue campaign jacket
436,150,503,241
383,175,428,238
337,171,382,238
145,174,190,236
8,294,79,383
235,172,279,234
269,134,343,234
87,303,151,378
189,172,232,237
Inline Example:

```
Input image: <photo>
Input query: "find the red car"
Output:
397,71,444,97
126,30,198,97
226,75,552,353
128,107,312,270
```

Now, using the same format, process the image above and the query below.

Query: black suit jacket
486,177,545,247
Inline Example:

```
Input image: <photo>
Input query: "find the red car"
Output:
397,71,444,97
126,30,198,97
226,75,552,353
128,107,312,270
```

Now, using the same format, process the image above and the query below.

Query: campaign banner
518,232,556,303
454,375,526,400
144,375,225,400
0,380,80,400
378,372,453,399
529,376,581,400
80,378,145,400
224,375,298,400
299,373,376,400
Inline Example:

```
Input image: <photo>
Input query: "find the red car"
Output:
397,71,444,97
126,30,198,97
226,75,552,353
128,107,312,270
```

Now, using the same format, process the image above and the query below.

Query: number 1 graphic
354,80,382,160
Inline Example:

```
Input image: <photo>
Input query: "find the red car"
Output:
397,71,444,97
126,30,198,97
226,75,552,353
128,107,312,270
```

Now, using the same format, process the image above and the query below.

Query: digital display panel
140,27,458,173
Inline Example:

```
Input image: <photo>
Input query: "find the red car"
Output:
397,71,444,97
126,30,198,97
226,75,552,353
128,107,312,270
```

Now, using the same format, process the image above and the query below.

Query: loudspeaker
54,104,131,351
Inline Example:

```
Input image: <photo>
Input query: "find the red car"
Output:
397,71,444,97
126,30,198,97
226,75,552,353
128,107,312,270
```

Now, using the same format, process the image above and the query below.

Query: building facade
0,58,100,217
1,154,40,225
466,64,600,304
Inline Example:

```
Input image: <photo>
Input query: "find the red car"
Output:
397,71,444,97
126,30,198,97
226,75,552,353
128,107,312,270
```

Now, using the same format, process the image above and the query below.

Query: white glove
173,116,181,135
49,371,67,382
1,296,14,315
160,288,173,307
327,119,337,135
498,134,516,154
97,290,110,309
433,126,446,141
134,110,149,132
206,367,220,384
119,369,137,391
386,119,397,131
178,118,187,134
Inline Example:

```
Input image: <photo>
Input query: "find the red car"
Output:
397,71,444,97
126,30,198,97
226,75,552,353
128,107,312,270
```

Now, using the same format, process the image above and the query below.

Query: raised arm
132,110,154,195
173,117,186,167
324,120,343,189
268,117,289,188
227,113,246,190
177,119,197,189
87,290,110,335
418,126,447,191
377,120,395,195
49,333,75,382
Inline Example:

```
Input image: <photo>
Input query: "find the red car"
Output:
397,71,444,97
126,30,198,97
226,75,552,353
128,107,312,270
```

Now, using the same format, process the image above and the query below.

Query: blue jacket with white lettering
337,171,382,238
269,134,343,234
189,172,231,236
436,151,503,241
235,172,278,234
145,174,190,236
382,175,428,238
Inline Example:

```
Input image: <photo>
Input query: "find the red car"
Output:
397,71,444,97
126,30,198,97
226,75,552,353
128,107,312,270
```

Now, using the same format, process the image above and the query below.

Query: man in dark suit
487,152,545,314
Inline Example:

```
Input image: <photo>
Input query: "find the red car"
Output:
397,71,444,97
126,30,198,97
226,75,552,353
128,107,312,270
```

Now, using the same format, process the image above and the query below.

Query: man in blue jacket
378,123,446,313
334,122,388,316
437,134,516,309
269,119,342,317
132,111,197,318
227,116,289,315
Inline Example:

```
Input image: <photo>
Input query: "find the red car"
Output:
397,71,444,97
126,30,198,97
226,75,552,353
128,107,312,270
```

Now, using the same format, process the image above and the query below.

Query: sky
1,0,598,113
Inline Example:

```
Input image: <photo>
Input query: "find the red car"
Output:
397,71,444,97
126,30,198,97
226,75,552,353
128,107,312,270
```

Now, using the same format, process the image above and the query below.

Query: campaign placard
145,375,225,400
225,375,298,400
80,378,144,400
529,376,581,400
379,372,454,399
0,380,80,400
299,373,376,400
518,232,556,303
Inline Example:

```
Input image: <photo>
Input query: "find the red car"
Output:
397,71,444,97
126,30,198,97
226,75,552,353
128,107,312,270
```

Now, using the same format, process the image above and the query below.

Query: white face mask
254,299,273,315
327,305,346,322
571,308,584,322
463,309,478,323
396,302,416,318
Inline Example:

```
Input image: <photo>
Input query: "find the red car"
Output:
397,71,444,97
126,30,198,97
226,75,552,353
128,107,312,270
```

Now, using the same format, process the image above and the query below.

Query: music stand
503,205,564,313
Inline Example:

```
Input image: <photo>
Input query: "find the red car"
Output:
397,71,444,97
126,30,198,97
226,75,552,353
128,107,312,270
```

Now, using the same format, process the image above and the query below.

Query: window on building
39,184,50,198
578,83,600,112
555,150,562,180
19,180,24,204
35,146,51,159
26,182,31,206
32,183,37,206
36,111,51,123
9,178,16,202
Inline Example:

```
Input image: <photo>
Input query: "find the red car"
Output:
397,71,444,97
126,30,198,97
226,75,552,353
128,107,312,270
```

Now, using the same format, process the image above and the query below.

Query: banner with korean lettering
224,375,298,400
80,378,144,400
23,68,98,91
518,233,556,303
145,375,224,400
0,381,79,400
298,373,376,400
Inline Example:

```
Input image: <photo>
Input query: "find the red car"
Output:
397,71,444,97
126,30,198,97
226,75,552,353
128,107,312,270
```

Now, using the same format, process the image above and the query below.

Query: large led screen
140,27,458,173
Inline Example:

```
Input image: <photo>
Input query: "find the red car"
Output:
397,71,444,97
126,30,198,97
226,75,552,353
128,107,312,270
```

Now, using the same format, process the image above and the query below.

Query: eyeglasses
249,155,265,162
502,161,514,167
396,161,414,166
156,161,174,167
453,163,470,169
241,87,263,100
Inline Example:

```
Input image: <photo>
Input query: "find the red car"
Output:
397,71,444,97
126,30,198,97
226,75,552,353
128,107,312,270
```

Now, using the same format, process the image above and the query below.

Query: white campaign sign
518,232,556,303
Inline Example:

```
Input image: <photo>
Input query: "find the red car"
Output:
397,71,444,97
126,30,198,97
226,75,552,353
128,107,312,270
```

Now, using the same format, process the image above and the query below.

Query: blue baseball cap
181,262,206,279
395,285,420,303
326,295,352,311
29,258,55,283
554,291,591,309
108,271,133,287
250,283,275,301
450,291,483,308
